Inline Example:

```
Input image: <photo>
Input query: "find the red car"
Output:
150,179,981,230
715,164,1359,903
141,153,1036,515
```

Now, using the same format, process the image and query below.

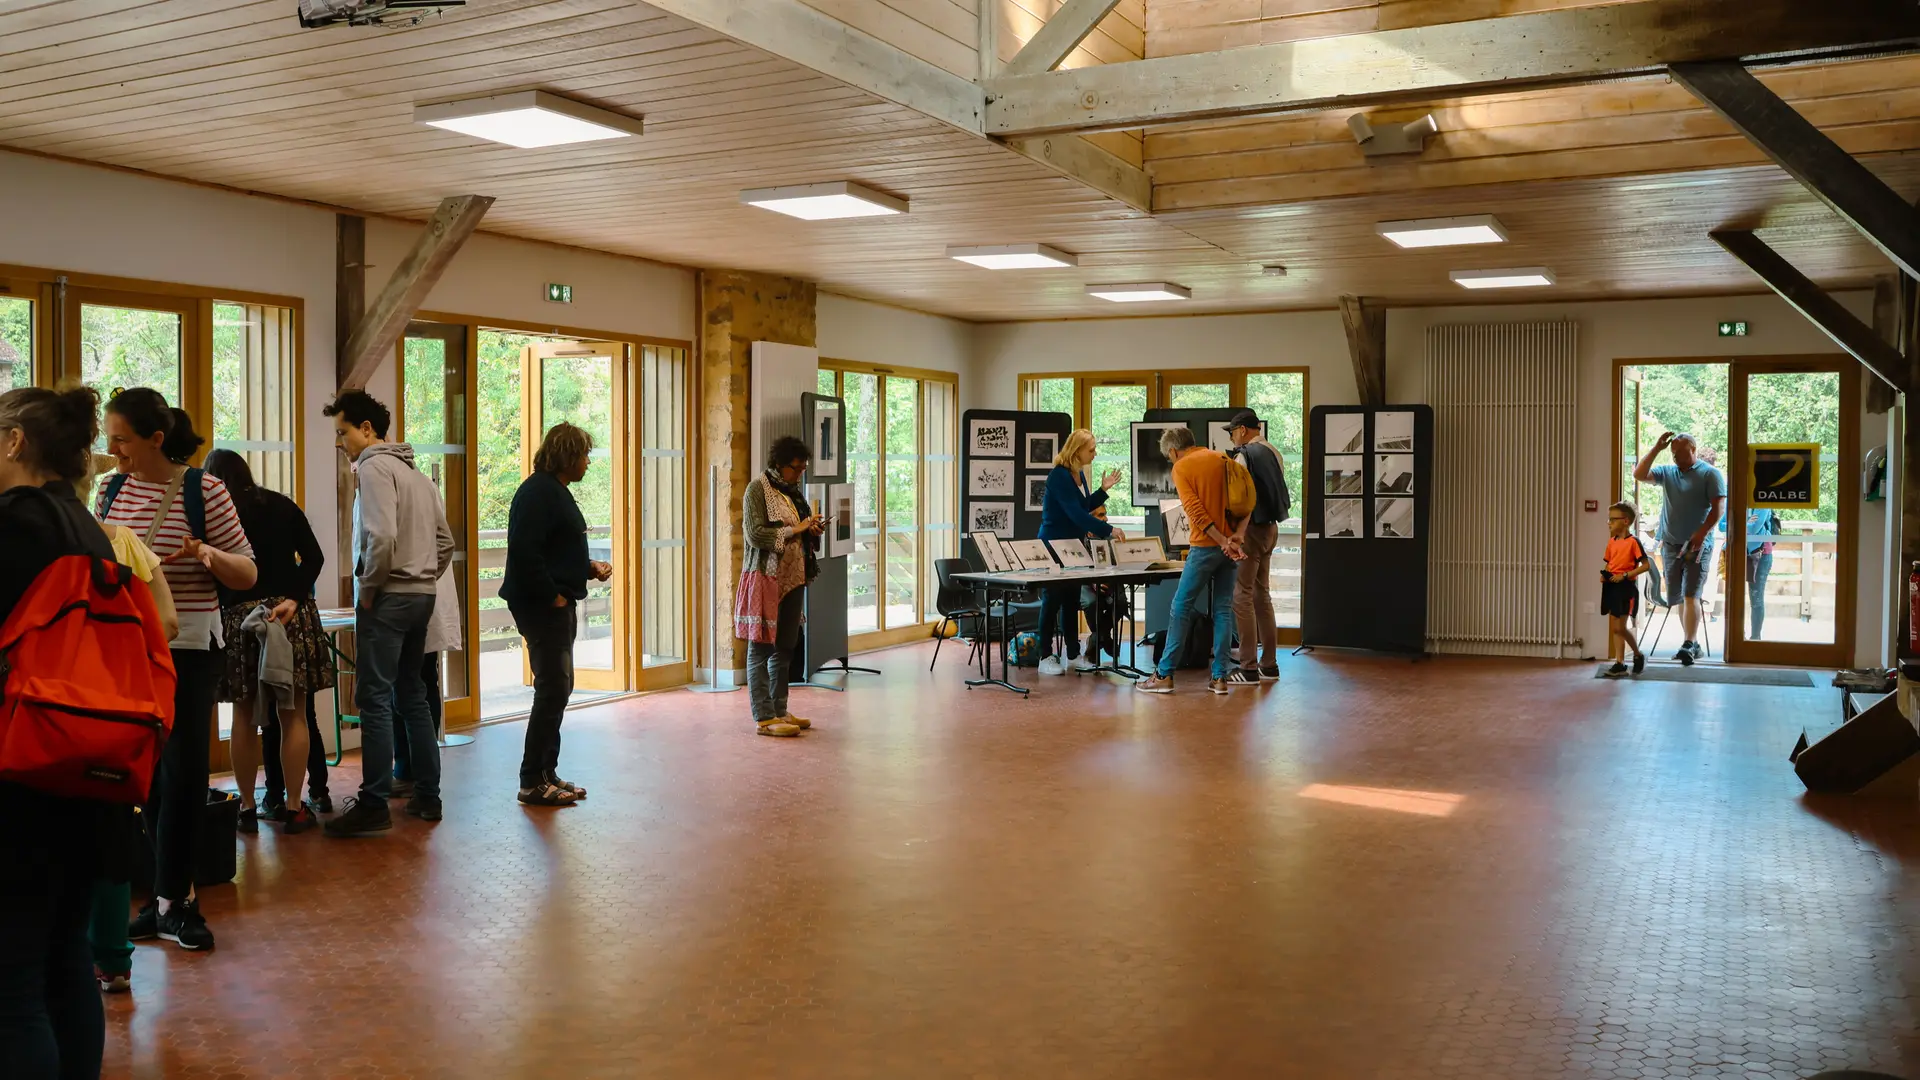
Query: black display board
959,408,1074,565
1301,405,1433,655
1138,408,1243,637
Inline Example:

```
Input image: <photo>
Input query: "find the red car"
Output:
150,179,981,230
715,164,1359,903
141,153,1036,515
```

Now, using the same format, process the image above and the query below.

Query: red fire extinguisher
1908,562,1920,654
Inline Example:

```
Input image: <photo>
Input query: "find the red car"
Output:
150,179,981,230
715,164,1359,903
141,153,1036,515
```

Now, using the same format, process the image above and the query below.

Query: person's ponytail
161,406,205,465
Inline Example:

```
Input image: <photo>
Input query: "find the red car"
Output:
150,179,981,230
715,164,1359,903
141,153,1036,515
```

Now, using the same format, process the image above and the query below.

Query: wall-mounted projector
297,0,465,28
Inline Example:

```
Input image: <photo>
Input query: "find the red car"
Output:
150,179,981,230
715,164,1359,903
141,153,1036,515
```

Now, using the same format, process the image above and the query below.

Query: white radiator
1426,321,1581,657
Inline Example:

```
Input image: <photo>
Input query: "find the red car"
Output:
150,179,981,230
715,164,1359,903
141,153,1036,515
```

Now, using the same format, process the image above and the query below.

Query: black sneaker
283,804,318,835
323,796,393,837
1259,666,1280,681
1686,640,1706,660
157,898,214,951
261,798,287,822
389,779,416,800
1224,668,1260,685
1675,643,1696,667
313,793,334,815
405,795,443,822
518,782,578,808
1632,652,1646,676
1600,661,1629,679
128,901,158,941
237,807,258,835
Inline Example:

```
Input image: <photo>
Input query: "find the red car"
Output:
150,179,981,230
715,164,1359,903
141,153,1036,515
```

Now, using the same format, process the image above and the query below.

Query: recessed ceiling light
1086,282,1191,303
739,181,907,220
1376,215,1507,249
946,243,1078,270
414,90,643,149
1450,267,1556,289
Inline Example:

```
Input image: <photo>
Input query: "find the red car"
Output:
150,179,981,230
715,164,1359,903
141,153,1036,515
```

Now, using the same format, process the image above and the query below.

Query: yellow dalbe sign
1749,442,1819,509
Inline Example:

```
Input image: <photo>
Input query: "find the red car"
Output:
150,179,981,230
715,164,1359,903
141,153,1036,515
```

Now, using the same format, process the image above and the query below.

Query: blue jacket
1037,465,1113,541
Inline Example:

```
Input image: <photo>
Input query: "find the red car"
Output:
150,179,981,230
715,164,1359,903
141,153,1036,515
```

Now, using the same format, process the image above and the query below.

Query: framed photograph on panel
811,399,843,481
827,482,854,558
969,458,1016,497
968,417,1016,458
1025,431,1059,468
1374,411,1414,452
1024,473,1049,512
971,530,1010,573
1159,498,1191,548
1092,539,1113,568
1050,538,1094,568
1375,455,1414,494
1375,497,1415,539
1130,422,1184,506
1008,539,1055,570
1323,499,1362,539
968,501,1015,538
1324,456,1365,496
1325,413,1365,455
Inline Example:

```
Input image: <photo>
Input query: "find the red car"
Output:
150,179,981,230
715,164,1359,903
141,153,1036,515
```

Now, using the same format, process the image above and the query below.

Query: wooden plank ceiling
0,0,1913,321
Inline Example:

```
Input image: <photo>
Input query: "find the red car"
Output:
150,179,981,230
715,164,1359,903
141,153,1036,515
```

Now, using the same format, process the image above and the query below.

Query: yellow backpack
1222,452,1257,520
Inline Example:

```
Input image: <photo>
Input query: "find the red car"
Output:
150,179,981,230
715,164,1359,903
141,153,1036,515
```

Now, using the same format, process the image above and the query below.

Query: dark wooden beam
338,195,492,392
1672,61,1920,281
1711,229,1907,393
1870,275,1899,413
1339,295,1387,407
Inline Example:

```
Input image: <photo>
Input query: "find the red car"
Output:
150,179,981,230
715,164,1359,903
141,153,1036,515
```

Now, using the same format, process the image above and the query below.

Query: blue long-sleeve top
1037,464,1114,541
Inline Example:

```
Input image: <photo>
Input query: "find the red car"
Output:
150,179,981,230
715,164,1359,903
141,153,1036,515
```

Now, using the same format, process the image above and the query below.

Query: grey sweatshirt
352,442,454,606
239,604,295,711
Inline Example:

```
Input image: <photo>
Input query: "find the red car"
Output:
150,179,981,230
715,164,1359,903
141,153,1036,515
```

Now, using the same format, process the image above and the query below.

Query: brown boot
757,720,802,737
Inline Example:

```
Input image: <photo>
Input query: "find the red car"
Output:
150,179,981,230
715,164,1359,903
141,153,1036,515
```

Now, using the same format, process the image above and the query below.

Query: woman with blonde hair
1034,429,1121,676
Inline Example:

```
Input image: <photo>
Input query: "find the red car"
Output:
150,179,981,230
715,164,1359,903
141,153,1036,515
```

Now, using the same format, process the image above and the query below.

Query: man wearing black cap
1224,410,1290,683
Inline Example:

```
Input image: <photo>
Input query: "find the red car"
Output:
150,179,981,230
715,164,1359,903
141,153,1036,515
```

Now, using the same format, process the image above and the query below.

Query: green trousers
88,880,133,976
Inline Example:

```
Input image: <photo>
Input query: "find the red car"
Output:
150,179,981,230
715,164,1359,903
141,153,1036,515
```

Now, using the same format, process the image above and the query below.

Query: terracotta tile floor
107,647,1920,1080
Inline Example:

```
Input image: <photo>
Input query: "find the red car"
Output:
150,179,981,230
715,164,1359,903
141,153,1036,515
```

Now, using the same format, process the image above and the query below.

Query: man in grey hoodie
322,389,455,837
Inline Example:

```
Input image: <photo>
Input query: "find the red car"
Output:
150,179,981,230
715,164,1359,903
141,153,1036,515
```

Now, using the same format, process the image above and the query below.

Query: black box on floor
133,789,241,892
1793,692,1920,795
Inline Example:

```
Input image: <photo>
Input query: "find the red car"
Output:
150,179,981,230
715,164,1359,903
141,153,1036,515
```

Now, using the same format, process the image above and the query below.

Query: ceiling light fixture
1086,282,1192,303
414,90,643,148
1450,267,1556,290
1376,215,1507,249
946,243,1078,270
739,181,907,221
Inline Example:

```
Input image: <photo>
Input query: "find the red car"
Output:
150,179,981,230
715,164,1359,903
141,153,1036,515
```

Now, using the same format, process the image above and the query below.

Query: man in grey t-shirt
1632,431,1726,665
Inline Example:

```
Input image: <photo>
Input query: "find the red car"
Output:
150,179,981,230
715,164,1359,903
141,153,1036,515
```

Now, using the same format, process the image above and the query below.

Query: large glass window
212,302,298,495
80,302,182,404
0,293,33,392
401,323,472,711
922,378,958,622
1246,372,1307,629
843,371,882,634
1089,382,1149,523
640,344,690,671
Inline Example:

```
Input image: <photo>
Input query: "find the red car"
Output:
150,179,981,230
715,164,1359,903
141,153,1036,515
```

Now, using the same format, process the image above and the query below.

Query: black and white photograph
1024,473,1049,512
1130,422,1183,507
1112,537,1166,565
968,500,1015,538
828,483,854,558
1326,413,1365,455
969,417,1015,458
1375,455,1414,494
1050,538,1094,568
1208,420,1267,453
1160,498,1191,548
1008,539,1055,570
1025,431,1058,468
1375,497,1415,539
1324,499,1362,539
971,530,1009,573
1375,411,1414,452
810,399,842,481
969,458,1015,498
1092,539,1113,568
1324,455,1366,495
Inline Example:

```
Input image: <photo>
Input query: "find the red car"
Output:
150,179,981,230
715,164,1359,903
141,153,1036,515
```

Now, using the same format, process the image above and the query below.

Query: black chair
1642,544,1713,660
930,558,987,671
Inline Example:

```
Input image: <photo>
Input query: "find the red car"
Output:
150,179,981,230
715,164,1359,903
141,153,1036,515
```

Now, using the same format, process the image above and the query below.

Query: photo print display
1324,499,1362,539
1130,422,1184,506
968,501,1015,538
1375,455,1414,494
1375,411,1414,452
1375,497,1415,539
1025,432,1059,468
810,399,842,481
971,530,1010,573
1324,455,1366,496
1092,539,1113,568
827,483,854,558
1008,539,1056,571
969,458,1015,498
1325,413,1365,455
1160,498,1192,548
1049,538,1094,568
969,417,1015,458
1024,473,1049,512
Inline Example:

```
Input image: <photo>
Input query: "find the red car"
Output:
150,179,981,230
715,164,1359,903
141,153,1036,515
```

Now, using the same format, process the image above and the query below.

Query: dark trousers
354,593,438,801
393,654,443,783
0,791,104,1080
1038,582,1081,660
515,604,575,788
262,693,329,807
151,648,215,903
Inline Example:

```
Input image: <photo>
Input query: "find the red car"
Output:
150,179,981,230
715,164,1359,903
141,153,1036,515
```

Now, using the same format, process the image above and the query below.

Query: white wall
817,292,972,374
970,293,1891,665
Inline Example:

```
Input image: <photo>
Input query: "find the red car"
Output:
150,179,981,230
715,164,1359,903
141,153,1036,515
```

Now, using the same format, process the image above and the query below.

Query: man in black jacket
500,422,610,807
1224,410,1291,684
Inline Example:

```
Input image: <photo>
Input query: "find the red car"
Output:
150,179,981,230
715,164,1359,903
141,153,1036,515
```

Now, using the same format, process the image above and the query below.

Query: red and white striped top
98,472,254,650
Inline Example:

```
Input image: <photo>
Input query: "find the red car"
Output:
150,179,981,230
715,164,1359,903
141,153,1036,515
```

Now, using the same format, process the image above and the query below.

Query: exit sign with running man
1717,320,1748,337
1750,442,1819,509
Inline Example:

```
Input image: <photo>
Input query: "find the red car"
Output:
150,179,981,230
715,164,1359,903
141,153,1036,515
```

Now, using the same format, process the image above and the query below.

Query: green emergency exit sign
1717,320,1748,337
545,283,572,304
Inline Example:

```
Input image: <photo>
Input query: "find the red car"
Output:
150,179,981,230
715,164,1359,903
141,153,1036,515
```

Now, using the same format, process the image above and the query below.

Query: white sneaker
1070,656,1098,672
1037,656,1066,676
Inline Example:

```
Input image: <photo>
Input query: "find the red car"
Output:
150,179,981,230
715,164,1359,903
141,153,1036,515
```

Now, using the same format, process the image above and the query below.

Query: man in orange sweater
1136,426,1244,695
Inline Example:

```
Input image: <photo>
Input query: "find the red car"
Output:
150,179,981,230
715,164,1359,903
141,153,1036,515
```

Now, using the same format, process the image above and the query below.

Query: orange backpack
1222,453,1258,521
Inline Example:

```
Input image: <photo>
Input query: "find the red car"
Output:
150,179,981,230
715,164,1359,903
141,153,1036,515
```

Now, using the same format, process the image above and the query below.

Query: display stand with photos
790,392,878,691
1129,407,1246,640
959,408,1075,567
1300,405,1433,656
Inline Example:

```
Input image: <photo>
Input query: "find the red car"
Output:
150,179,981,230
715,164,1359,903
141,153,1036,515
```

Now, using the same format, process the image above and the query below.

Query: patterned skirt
215,596,339,703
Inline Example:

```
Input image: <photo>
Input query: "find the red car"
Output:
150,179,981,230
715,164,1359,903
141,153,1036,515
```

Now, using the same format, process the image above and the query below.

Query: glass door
1725,358,1857,667
401,322,476,727
521,340,630,692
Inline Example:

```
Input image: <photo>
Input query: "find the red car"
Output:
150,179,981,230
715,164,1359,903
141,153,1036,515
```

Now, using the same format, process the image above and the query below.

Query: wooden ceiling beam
983,0,1920,136
1711,229,1907,393
1001,0,1124,78
1339,295,1387,407
339,194,493,393
1671,60,1920,281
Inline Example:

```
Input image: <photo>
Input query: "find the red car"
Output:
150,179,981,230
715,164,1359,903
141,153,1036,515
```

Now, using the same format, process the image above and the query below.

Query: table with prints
952,565,1185,695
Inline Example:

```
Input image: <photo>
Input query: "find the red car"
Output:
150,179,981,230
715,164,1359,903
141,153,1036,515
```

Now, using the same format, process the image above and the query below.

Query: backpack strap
100,472,129,517
182,467,206,540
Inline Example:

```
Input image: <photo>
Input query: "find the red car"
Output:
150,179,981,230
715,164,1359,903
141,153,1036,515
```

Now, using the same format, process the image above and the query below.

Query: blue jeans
355,593,438,801
1156,545,1239,680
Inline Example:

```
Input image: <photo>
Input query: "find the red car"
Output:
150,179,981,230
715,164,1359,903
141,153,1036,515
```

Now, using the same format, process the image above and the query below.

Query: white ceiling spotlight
1086,282,1192,303
414,90,643,148
739,181,907,221
1376,215,1508,249
946,243,1078,270
1450,267,1556,290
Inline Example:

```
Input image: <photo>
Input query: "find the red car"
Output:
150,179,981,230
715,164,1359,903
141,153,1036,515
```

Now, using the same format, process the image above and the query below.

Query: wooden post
1870,276,1898,414
333,214,365,610
1900,273,1920,659
1339,295,1387,407
338,195,493,393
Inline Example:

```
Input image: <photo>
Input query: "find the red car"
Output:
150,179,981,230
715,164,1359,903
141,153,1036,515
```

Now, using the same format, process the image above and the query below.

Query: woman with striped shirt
96,390,255,953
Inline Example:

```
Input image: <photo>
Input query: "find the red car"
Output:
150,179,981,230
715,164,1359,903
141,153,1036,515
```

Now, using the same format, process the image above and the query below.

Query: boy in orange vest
1601,501,1652,678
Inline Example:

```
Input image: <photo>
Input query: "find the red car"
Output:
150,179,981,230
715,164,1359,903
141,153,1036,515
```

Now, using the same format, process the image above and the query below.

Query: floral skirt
215,597,339,703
